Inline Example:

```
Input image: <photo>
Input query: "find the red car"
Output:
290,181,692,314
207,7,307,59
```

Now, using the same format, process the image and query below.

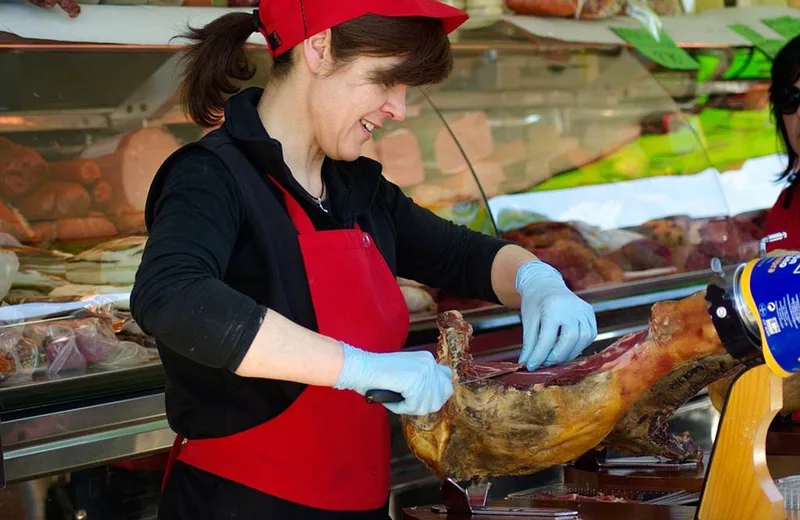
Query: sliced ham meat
0,201,35,243
400,291,728,480
88,127,180,212
435,112,494,175
18,181,92,221
0,137,46,201
376,130,425,187
47,159,102,186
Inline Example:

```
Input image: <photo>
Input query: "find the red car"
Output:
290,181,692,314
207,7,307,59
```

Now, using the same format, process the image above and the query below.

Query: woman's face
304,38,408,162
781,81,800,155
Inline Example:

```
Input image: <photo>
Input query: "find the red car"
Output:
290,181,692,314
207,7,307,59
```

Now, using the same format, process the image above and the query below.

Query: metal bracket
431,478,579,517
108,53,185,132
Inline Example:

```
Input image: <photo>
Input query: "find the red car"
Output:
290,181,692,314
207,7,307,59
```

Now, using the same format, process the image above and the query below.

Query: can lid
706,276,761,361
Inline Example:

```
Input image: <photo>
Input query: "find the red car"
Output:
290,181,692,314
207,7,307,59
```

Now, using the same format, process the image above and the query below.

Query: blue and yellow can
733,253,800,377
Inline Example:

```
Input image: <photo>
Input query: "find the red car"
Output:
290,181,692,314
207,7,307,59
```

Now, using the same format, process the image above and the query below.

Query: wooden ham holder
695,363,785,520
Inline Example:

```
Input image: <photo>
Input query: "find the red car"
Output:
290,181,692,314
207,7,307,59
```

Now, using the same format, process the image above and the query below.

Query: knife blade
365,365,522,404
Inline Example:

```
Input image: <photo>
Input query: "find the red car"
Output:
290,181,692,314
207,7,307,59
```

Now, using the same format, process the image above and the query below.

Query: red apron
161,176,410,511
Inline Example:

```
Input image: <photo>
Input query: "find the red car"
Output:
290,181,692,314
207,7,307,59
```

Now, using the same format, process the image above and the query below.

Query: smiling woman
129,1,597,519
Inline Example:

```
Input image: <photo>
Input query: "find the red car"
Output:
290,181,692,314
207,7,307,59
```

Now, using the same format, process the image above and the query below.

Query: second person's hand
333,343,454,416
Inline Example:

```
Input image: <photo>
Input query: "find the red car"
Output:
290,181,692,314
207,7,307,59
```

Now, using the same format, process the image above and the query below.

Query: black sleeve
381,179,512,303
130,150,265,371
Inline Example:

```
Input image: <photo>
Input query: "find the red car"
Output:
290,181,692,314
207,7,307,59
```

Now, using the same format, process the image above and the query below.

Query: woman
130,0,597,518
766,34,800,249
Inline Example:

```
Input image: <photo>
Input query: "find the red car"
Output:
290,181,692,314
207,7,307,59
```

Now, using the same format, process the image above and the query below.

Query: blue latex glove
333,343,454,416
516,260,597,371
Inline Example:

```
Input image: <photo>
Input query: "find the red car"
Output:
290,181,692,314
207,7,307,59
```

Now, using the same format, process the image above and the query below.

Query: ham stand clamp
430,478,579,517
698,232,799,520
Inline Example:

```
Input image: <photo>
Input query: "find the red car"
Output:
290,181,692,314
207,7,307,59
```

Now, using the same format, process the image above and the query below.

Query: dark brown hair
178,13,453,127
770,35,800,187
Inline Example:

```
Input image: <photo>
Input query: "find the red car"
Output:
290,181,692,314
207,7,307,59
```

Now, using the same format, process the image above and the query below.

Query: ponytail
178,13,257,127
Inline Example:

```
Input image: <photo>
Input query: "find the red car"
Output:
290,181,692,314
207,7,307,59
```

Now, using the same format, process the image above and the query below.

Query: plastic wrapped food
0,248,20,301
94,340,154,368
504,0,623,18
26,316,117,367
37,325,87,376
72,317,118,364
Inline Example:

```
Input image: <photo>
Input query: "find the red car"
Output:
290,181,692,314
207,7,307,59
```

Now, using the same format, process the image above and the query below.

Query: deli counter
0,3,792,518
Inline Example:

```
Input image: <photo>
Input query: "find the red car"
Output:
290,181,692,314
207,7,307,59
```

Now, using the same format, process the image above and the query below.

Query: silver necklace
310,182,328,213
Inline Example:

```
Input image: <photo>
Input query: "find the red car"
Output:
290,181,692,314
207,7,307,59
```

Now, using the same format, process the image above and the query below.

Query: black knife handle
365,389,404,403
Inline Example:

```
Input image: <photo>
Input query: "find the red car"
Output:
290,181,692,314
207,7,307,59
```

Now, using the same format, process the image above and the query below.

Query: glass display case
0,2,792,489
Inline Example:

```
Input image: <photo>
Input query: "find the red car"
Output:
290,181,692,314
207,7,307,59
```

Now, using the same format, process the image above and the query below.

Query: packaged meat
533,240,624,291
0,200,35,243
569,221,642,254
94,340,154,368
0,232,22,247
90,181,113,211
504,0,623,18
87,127,180,212
440,161,507,198
0,249,20,301
435,112,494,175
37,326,88,376
73,318,116,364
18,181,92,221
502,221,590,250
0,245,72,277
604,239,673,272
0,137,47,201
47,159,102,185
66,236,146,285
9,269,69,297
376,130,426,187
399,285,437,315
32,216,118,244
109,211,146,236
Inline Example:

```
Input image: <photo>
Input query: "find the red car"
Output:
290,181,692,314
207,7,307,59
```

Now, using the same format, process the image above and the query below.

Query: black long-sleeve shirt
130,87,509,439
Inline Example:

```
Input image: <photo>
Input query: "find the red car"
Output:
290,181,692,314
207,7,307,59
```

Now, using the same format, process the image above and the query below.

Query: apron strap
162,434,185,492
266,175,317,235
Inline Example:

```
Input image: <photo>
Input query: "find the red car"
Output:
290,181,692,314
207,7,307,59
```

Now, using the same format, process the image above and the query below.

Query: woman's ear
302,28,334,76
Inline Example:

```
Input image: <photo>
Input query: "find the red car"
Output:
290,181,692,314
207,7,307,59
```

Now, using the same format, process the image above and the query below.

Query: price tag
728,24,786,59
611,27,699,71
762,16,800,40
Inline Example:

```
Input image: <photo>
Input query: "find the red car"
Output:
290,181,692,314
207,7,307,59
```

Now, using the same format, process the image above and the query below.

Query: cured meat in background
0,137,47,201
501,222,625,290
400,292,725,480
532,240,624,290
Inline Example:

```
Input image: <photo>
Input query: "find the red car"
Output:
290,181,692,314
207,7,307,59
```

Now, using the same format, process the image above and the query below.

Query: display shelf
503,6,799,48
0,2,788,490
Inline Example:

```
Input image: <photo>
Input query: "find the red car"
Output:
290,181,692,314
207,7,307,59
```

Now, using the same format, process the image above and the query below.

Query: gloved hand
334,343,454,416
516,260,597,371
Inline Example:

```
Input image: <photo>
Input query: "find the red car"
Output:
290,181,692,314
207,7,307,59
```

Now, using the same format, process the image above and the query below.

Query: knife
365,365,522,404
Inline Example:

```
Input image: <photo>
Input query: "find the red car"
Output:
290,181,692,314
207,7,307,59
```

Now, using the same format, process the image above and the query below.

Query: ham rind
400,291,728,480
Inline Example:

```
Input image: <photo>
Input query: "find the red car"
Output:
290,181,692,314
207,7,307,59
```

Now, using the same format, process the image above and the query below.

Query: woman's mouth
360,119,376,138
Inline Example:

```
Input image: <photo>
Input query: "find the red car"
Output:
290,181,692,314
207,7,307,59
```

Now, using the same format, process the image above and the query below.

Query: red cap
256,0,469,58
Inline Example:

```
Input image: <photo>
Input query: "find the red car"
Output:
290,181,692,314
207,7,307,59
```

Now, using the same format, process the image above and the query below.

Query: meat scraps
400,292,726,480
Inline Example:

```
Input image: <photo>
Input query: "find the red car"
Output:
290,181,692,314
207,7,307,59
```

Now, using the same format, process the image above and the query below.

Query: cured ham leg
602,352,742,461
400,292,726,480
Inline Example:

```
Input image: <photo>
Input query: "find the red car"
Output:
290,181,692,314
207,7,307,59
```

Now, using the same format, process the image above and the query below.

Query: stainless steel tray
507,483,700,506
